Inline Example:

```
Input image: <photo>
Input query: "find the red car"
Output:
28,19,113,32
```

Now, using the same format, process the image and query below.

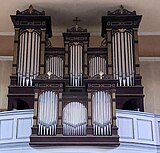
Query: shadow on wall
16,99,30,110
123,99,140,111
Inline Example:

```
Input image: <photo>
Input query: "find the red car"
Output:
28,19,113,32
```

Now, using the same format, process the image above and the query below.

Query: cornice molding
0,32,15,36
138,32,160,36
1,31,160,36
0,56,13,61
139,57,160,61
1,56,160,62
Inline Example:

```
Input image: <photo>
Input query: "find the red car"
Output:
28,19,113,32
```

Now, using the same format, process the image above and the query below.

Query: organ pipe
70,43,83,86
17,30,40,86
92,91,112,135
38,91,58,135
63,102,87,136
46,56,63,77
112,30,134,86
89,57,106,77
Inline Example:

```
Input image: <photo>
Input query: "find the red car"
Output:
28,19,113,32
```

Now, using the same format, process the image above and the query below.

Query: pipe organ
8,5,144,146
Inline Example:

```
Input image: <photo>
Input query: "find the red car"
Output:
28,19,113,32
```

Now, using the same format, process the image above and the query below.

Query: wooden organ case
102,5,144,111
7,5,144,146
30,18,119,146
8,5,52,110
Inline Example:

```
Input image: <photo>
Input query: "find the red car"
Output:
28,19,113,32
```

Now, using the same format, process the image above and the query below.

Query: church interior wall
140,61,160,113
0,60,12,111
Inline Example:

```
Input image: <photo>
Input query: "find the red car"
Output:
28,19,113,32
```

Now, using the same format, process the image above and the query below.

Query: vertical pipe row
75,44,78,86
92,91,112,135
79,45,83,85
38,91,58,135
117,32,122,86
77,45,79,86
30,32,35,86
114,33,119,82
33,32,38,79
124,32,129,86
36,34,40,77
46,56,63,77
112,31,134,86
69,43,82,86
112,35,115,80
63,102,87,136
26,32,31,86
18,31,40,86
89,57,107,77
121,32,126,86
17,32,24,86
72,45,75,86
129,33,134,85
22,32,28,86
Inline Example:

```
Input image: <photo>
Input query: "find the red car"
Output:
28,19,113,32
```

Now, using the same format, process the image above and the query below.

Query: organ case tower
8,5,52,110
101,5,144,110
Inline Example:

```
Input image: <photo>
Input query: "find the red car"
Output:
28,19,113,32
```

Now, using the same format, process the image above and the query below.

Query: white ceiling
0,0,160,35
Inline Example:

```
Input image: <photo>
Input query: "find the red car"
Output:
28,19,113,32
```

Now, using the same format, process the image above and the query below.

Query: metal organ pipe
38,91,58,135
46,56,63,77
17,33,23,86
89,57,106,77
63,102,87,136
112,30,134,86
17,30,40,86
92,91,112,135
70,43,83,86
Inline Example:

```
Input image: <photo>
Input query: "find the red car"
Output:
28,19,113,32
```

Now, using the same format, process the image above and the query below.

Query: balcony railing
0,109,160,146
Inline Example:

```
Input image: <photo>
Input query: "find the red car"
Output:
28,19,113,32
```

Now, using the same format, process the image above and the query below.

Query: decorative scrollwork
100,38,107,47
67,26,87,33
16,5,45,15
91,74,113,80
45,38,52,47
108,5,136,15
112,29,134,36
35,74,62,80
